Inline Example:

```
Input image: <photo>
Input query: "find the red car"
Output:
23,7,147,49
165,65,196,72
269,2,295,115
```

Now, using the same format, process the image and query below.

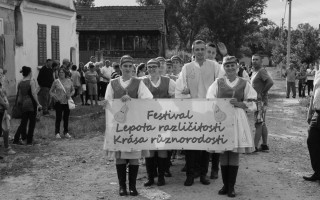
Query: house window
38,24,47,66
51,26,60,61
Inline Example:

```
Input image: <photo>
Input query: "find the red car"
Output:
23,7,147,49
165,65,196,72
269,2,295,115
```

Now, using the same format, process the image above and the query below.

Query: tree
199,0,267,57
136,0,161,6
74,0,95,7
138,0,204,50
271,23,320,67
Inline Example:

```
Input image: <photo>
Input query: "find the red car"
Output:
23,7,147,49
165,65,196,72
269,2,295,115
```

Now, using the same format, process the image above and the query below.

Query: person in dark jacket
37,59,54,115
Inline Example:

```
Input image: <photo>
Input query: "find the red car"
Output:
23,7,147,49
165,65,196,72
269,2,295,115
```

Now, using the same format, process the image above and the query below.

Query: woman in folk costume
104,55,153,196
304,69,320,182
142,59,176,187
206,56,257,198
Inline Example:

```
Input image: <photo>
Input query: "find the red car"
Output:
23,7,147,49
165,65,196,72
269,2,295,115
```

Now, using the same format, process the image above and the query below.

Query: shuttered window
38,24,47,66
51,26,60,61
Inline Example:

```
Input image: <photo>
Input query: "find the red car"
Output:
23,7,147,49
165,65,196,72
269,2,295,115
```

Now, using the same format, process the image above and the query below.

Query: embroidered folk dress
104,77,153,159
207,77,257,153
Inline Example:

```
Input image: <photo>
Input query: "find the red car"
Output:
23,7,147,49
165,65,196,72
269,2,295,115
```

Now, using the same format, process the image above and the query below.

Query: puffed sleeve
206,80,218,99
243,82,257,111
105,82,114,100
168,79,176,97
175,65,191,98
138,80,153,99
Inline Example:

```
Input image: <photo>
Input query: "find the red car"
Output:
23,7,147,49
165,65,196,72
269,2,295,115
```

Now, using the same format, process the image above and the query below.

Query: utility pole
286,0,292,69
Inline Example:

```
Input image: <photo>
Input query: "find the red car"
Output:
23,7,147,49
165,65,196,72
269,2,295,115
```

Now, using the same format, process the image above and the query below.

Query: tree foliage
74,0,95,7
271,23,320,66
198,0,267,57
136,0,161,6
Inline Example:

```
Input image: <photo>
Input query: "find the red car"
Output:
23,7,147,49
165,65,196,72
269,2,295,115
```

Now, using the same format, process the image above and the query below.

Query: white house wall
15,0,78,91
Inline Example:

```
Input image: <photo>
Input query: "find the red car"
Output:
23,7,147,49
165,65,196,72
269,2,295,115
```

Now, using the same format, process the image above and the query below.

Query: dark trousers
211,153,220,172
286,81,296,97
100,82,108,98
55,102,70,134
38,87,50,112
185,150,209,177
298,82,306,97
307,112,320,175
14,111,37,144
307,80,314,96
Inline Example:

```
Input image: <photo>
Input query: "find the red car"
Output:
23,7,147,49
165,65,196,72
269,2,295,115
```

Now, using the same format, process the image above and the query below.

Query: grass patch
7,106,105,145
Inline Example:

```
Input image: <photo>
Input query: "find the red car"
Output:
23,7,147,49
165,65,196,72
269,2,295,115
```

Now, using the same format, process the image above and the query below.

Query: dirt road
1,71,320,200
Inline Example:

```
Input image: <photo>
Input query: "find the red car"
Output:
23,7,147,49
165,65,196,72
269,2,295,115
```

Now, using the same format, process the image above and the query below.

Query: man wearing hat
175,40,224,187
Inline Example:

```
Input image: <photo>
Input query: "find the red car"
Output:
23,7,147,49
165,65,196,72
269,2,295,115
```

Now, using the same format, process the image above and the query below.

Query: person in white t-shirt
100,60,114,98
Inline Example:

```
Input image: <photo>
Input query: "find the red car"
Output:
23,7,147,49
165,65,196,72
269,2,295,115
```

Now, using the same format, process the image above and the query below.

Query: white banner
104,99,236,151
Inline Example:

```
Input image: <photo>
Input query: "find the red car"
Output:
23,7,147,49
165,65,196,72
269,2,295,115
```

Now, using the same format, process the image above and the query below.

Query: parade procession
1,0,320,199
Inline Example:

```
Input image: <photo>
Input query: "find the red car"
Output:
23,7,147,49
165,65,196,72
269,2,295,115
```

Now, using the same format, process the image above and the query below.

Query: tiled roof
26,0,75,12
76,6,166,32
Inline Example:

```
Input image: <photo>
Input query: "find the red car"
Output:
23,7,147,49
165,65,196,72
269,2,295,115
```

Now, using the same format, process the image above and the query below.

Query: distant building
0,0,78,96
76,6,167,63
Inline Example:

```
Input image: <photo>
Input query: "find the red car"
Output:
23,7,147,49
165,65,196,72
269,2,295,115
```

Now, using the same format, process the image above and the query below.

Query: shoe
181,165,187,172
210,170,219,179
286,96,289,98
259,144,269,152
164,170,172,177
5,148,16,155
219,166,228,195
144,157,155,187
55,133,61,139
12,140,24,145
253,147,259,153
64,133,72,138
303,174,320,182
129,165,139,196
293,96,296,98
200,176,210,185
184,176,194,186
116,164,128,196
218,186,228,195
26,143,33,146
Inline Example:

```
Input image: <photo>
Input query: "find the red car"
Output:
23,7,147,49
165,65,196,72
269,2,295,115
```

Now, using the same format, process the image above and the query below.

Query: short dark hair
89,64,95,68
206,42,216,49
192,40,205,50
20,66,31,77
71,65,77,70
46,59,52,63
252,54,262,59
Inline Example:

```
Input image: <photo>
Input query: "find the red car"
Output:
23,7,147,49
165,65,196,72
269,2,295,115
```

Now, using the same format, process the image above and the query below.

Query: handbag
11,83,22,119
57,79,75,110
2,110,11,132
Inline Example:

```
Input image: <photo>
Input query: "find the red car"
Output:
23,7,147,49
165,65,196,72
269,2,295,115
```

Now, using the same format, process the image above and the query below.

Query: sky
94,0,320,29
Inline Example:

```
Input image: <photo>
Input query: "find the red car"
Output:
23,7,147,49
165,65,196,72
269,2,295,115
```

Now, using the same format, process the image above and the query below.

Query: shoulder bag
57,79,75,110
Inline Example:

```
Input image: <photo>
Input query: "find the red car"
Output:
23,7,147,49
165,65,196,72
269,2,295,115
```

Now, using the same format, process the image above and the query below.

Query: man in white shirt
84,56,96,69
100,60,113,98
175,40,223,187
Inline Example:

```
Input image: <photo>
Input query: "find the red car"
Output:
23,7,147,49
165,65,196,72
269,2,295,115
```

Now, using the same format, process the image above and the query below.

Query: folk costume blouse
175,59,222,99
207,77,257,153
104,76,153,159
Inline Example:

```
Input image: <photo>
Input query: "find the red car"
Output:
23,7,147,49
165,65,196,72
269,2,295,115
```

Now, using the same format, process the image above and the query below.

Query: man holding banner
104,55,153,196
142,58,176,187
175,40,223,186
